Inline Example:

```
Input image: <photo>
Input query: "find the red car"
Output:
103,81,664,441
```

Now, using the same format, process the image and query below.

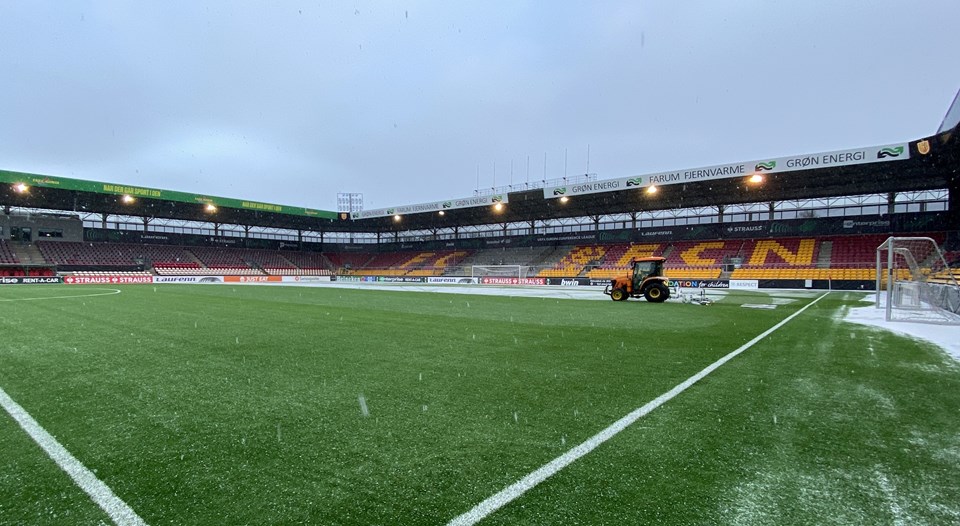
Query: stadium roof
2,123,957,234
0,170,340,230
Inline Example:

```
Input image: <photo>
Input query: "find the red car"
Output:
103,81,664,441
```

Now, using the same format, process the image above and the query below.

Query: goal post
876,236,960,325
470,265,530,279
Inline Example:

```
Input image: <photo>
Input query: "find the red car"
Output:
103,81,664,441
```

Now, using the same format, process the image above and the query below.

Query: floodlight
559,196,569,203
438,210,445,216
393,214,401,221
122,194,135,204
646,185,658,194
493,202,504,212
14,183,29,193
206,203,217,212
748,174,764,184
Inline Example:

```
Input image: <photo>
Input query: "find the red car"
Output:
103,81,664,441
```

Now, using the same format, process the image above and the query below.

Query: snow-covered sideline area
844,293,960,361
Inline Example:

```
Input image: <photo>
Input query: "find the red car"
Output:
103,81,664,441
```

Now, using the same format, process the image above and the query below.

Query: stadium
1,85,959,525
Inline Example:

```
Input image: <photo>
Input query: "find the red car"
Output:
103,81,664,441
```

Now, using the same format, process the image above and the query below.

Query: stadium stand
323,252,373,273
456,246,561,275
0,239,19,264
263,268,332,276
345,252,416,276
183,247,266,275
586,243,662,278
243,249,295,269
669,240,743,266
161,246,333,276
945,251,960,267
66,271,153,278
663,240,743,279
283,252,334,273
134,245,198,266
404,250,469,276
538,245,609,277
37,241,136,266
823,234,889,268
188,246,254,269
239,249,333,276
342,250,470,276
730,238,820,279
36,241,197,268
14,233,956,281
153,262,206,276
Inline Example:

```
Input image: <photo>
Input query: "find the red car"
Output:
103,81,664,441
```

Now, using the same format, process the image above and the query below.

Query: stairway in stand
12,243,47,265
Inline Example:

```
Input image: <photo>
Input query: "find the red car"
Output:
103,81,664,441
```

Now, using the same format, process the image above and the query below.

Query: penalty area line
446,292,830,526
0,386,148,526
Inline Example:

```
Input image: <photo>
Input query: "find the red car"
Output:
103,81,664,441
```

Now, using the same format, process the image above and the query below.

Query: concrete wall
0,213,84,242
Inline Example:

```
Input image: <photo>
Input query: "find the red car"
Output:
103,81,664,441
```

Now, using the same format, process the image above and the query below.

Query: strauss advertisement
64,275,153,284
480,277,546,285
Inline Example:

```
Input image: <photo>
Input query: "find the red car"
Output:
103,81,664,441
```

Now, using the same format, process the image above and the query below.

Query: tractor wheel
610,288,628,301
644,283,670,303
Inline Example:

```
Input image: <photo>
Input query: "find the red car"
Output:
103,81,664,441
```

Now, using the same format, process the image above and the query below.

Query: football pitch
1,284,959,525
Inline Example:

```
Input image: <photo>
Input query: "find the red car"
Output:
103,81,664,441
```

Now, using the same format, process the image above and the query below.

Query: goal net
875,236,960,325
470,265,530,279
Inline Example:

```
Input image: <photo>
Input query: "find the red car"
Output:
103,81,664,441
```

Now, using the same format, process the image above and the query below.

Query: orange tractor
603,256,671,302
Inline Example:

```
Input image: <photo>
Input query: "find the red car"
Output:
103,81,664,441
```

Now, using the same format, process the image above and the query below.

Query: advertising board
480,277,547,286
0,276,63,285
152,276,225,284
427,277,479,284
64,275,153,284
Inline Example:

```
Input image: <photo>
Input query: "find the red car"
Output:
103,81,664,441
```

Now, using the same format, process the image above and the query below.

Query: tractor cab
603,256,671,302
631,258,664,290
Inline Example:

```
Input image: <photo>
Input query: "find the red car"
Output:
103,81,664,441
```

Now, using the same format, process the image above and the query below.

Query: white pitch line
0,386,148,526
447,292,829,526
0,288,122,302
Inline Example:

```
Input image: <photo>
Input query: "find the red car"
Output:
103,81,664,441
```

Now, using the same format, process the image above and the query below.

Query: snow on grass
855,384,896,412
727,470,868,526
873,468,909,526
843,293,960,362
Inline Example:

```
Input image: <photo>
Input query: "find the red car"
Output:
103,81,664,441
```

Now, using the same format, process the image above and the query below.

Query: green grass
0,284,958,525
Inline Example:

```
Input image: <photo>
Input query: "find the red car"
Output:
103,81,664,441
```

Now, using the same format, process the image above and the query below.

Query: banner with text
153,276,225,284
0,170,335,219
64,275,153,284
666,279,730,289
546,278,607,287
281,276,332,283
480,277,547,286
427,277,479,284
224,276,283,283
544,143,910,199
0,276,63,285
351,194,508,220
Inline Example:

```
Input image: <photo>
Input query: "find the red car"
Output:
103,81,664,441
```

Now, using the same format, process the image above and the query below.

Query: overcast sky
1,1,958,212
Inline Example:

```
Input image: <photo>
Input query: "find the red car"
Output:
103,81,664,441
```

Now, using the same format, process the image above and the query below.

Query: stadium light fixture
393,214,402,222
646,185,658,195
493,202,504,212
438,210,445,216
748,174,764,184
205,203,217,213
122,194,135,204
559,196,569,203
14,183,29,193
